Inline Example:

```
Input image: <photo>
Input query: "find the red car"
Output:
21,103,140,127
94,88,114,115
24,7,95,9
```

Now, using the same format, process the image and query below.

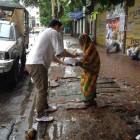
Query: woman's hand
74,53,80,58
74,61,81,66
67,64,74,66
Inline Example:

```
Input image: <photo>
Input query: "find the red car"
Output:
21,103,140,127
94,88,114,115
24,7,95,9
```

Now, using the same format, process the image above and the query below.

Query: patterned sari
79,33,100,102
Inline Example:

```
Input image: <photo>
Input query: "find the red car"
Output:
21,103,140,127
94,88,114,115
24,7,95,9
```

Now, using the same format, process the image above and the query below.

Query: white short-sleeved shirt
26,28,64,69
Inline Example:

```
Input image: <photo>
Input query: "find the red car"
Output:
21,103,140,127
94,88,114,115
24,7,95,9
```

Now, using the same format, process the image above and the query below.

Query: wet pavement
16,35,140,140
0,73,32,140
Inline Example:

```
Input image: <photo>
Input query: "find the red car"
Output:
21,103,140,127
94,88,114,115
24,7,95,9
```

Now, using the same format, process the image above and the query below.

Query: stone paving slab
48,75,140,114
97,87,122,93
97,78,116,84
97,83,120,88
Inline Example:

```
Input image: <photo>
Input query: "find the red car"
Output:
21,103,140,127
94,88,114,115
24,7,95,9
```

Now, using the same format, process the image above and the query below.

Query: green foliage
20,0,135,26
40,17,50,26
20,0,72,26
39,1,52,26
23,0,39,7
13,0,20,2
61,5,72,26
62,0,83,11
67,0,135,13
88,0,135,20
91,12,98,21
80,0,86,6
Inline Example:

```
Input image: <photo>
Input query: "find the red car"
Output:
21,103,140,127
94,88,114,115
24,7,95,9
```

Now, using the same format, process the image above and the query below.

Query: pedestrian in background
26,19,78,122
75,33,100,106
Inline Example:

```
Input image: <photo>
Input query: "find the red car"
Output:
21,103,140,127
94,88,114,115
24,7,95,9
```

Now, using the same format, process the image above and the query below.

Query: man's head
48,19,63,32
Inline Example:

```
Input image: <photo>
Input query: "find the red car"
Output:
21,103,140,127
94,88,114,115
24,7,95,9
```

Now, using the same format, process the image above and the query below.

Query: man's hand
74,53,80,57
59,49,78,58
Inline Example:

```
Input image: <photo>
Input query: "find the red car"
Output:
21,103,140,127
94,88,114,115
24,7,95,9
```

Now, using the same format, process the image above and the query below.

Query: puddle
45,121,67,140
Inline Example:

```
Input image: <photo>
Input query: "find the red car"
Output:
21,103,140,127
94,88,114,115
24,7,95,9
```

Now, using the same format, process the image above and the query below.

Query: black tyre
8,59,19,88
21,53,26,69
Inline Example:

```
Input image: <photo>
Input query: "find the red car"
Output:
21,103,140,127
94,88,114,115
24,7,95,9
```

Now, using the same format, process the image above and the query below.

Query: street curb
15,82,36,140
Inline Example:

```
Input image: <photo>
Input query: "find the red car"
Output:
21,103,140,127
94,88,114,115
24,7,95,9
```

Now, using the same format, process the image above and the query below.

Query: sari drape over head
79,33,100,102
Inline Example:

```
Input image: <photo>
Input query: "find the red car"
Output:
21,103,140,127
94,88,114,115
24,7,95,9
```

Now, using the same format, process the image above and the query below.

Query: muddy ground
28,36,140,140
34,65,140,140
0,73,32,140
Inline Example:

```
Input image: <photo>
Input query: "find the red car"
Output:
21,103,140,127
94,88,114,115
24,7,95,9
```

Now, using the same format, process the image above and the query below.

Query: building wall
74,17,85,37
105,4,125,52
27,7,40,27
96,12,106,46
126,0,140,48
71,1,140,53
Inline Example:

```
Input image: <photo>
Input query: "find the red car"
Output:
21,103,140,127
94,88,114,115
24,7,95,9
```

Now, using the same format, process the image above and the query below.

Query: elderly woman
76,33,100,106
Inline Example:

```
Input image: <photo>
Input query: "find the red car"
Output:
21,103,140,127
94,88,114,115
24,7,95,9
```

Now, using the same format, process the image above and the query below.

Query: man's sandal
45,105,57,112
35,116,54,122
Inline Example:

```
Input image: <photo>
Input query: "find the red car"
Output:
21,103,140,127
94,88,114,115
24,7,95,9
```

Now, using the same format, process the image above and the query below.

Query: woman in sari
76,33,100,106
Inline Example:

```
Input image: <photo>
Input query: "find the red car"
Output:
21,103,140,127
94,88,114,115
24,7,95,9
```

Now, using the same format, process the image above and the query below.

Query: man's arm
58,49,78,58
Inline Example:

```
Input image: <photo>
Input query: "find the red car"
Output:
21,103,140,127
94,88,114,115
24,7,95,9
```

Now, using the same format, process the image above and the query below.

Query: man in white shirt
26,19,78,122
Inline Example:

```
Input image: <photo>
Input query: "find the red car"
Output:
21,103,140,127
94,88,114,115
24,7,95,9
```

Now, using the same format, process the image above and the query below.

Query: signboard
96,12,106,46
70,11,83,19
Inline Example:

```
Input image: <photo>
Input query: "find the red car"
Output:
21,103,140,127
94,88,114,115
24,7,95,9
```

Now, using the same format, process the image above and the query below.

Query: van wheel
8,59,19,88
21,53,26,69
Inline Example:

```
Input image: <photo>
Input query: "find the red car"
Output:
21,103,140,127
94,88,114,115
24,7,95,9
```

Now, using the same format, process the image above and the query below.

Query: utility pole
57,0,60,17
52,0,55,19
51,0,64,47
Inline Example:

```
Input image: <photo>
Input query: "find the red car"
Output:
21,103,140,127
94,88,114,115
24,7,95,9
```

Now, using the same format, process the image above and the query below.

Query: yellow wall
126,0,140,48
96,12,106,46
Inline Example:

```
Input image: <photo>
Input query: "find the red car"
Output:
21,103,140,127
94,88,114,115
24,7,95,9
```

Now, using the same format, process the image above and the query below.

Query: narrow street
0,71,32,140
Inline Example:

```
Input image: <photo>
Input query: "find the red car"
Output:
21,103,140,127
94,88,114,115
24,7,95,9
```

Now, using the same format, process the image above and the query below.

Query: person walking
75,33,100,106
26,19,78,122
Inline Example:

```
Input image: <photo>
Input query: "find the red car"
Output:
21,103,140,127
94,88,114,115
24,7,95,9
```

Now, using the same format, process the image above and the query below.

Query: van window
0,23,15,40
